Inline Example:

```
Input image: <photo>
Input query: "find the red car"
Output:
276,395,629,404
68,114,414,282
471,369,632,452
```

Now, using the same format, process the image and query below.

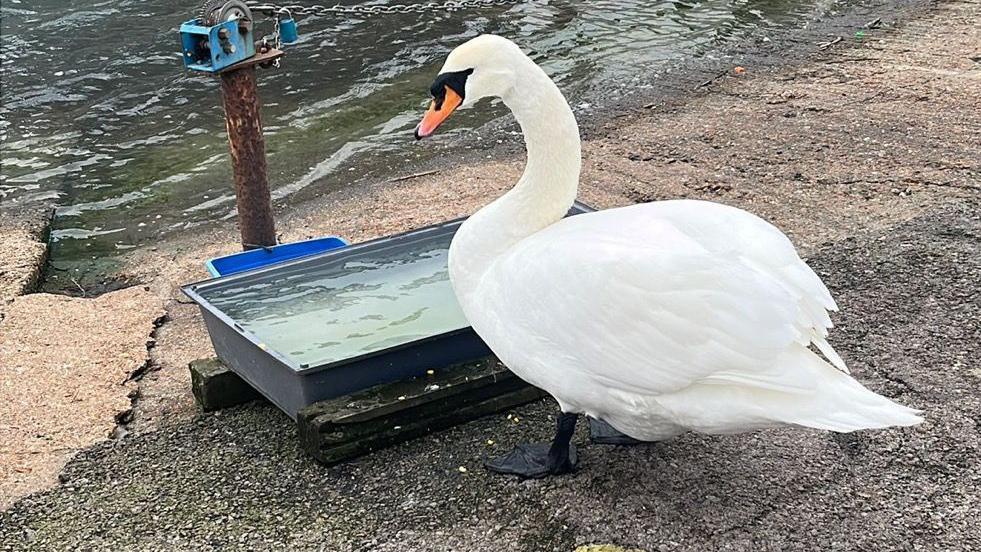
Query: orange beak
415,86,463,140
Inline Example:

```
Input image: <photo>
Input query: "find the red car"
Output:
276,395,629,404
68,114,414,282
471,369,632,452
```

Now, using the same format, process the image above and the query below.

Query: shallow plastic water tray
205,236,349,278
182,202,594,419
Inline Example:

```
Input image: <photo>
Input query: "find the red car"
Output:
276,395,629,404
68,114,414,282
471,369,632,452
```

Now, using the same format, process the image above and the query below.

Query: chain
272,15,282,50
246,0,517,17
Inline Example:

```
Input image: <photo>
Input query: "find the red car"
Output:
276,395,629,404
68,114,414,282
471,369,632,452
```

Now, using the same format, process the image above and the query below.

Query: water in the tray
202,236,468,368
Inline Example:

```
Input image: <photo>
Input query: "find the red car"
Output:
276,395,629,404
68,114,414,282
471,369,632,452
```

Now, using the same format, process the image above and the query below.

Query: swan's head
415,35,525,140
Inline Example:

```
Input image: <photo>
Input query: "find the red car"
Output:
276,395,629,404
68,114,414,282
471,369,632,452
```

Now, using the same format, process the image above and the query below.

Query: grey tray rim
181,219,469,377
181,201,594,378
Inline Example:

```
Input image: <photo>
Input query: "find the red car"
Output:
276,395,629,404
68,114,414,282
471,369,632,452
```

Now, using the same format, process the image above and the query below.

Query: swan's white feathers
441,34,921,437
475,201,829,396
635,200,848,372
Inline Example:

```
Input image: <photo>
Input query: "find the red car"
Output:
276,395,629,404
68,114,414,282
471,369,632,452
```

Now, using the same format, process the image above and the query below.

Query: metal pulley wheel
201,0,254,33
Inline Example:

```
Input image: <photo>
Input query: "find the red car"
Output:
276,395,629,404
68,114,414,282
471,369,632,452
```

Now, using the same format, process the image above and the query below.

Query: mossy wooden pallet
188,357,545,465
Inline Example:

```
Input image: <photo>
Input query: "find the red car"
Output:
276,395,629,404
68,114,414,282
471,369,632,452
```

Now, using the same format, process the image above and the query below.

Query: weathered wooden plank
189,358,263,412
301,357,522,425
189,356,547,464
303,387,545,465
297,358,545,465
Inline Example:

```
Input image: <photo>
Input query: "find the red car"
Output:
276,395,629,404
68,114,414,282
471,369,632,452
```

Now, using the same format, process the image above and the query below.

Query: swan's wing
475,201,841,396
644,200,847,371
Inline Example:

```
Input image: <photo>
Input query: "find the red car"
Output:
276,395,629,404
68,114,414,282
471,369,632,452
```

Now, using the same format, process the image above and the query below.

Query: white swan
415,35,922,477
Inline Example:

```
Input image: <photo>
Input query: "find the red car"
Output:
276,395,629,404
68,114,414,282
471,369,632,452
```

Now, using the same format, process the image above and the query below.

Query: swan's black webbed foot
484,412,579,478
588,417,643,446
484,442,578,477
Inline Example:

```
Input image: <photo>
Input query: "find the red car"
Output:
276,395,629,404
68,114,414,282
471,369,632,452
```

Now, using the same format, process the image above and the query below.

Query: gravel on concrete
0,286,165,510
0,209,51,316
0,204,978,551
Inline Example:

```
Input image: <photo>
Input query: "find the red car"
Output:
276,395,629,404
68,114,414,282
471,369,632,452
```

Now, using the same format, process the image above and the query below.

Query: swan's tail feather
793,399,923,433
786,349,923,432
643,347,922,435
813,336,850,374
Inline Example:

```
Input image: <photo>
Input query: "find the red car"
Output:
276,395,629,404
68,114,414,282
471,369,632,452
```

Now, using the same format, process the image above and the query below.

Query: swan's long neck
502,68,582,225
449,58,581,298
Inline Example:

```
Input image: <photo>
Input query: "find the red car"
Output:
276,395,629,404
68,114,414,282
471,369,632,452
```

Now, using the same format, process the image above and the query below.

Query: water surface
0,0,844,283
200,232,466,367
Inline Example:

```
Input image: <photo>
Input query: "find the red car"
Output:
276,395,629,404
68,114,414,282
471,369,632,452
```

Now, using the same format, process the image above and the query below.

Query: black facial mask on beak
430,68,474,110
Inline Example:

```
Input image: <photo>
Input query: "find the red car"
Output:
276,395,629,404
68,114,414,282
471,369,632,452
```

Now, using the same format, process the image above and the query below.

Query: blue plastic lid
206,236,348,278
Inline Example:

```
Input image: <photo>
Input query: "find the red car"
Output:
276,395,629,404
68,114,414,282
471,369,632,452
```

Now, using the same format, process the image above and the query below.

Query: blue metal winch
180,0,300,73
180,1,257,73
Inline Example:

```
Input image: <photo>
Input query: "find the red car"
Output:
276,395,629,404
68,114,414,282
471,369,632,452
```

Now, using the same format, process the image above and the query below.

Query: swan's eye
416,68,473,140
429,68,474,109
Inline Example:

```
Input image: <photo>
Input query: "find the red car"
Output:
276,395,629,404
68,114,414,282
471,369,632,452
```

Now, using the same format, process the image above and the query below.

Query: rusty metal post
219,62,277,250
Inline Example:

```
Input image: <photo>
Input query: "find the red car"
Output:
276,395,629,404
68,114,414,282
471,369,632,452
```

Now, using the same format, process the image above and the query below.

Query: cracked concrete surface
0,287,165,510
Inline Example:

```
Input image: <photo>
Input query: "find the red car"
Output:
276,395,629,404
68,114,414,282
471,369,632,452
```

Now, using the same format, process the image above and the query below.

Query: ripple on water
0,0,845,276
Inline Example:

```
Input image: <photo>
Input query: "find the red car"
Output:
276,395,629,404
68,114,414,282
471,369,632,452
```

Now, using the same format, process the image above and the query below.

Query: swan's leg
545,412,579,472
484,412,579,478
588,417,644,445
